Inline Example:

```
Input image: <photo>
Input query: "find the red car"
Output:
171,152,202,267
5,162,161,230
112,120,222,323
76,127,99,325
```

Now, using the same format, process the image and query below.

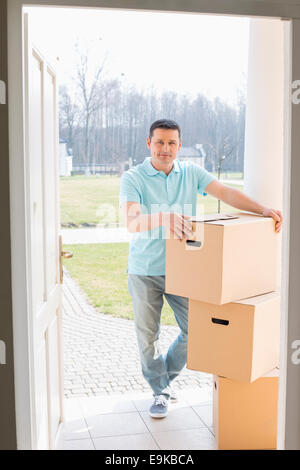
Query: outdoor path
61,226,131,244
62,268,212,399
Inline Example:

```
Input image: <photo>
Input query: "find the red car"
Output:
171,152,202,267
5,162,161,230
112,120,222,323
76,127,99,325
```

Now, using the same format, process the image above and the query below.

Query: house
59,139,73,176
177,144,206,167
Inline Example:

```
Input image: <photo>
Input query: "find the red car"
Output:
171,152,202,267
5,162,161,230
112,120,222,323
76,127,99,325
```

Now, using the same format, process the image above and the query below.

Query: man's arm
121,201,193,239
205,180,283,233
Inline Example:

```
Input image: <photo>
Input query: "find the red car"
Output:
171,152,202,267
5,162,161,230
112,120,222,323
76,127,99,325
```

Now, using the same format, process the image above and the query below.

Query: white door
23,12,64,450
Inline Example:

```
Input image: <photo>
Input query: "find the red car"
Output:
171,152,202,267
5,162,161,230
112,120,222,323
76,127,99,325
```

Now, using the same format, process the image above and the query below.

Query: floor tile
56,438,95,450
93,433,159,450
86,411,149,439
192,404,213,427
152,427,217,450
140,406,206,433
63,398,84,420
181,386,213,406
79,396,136,416
59,417,90,440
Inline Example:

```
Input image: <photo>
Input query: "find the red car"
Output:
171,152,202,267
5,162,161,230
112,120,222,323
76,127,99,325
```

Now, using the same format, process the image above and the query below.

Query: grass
60,175,121,227
61,174,244,326
60,174,243,227
62,242,177,325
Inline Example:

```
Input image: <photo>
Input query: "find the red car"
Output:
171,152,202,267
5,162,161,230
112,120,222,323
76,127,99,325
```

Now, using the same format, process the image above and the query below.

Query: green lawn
62,242,178,325
61,174,244,325
60,174,243,227
60,175,122,227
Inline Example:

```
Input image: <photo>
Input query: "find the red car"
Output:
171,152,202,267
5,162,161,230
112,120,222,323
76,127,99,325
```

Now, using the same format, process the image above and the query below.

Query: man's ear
146,137,151,149
178,139,182,150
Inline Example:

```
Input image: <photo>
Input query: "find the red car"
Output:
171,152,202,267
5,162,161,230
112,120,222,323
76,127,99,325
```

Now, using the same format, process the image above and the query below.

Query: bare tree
59,70,246,174
75,47,106,171
59,85,80,151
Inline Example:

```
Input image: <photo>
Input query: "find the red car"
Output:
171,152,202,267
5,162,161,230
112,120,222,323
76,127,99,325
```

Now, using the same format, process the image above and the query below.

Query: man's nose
162,143,170,152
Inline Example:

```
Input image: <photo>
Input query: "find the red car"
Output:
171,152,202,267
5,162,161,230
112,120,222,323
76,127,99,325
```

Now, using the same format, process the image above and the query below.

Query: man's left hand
262,208,283,233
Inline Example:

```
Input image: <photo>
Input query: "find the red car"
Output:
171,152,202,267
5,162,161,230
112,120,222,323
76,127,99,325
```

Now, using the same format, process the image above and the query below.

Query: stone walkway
62,268,212,399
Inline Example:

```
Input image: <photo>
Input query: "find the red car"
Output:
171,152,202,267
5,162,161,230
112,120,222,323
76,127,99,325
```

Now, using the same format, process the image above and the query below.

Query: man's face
147,128,182,168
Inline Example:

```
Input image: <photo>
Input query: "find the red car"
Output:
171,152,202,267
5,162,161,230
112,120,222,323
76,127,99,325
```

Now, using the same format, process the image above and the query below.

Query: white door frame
7,0,300,450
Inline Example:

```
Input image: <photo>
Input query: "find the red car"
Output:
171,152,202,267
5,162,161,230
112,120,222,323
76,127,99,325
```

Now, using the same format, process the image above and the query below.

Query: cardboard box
165,212,278,305
187,291,280,382
213,369,279,450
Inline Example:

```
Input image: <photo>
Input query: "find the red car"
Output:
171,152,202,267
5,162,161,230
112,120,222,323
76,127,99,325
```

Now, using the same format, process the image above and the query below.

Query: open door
23,12,64,450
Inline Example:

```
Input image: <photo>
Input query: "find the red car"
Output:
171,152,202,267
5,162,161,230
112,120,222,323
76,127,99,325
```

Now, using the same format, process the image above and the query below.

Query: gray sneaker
169,387,178,403
149,395,169,418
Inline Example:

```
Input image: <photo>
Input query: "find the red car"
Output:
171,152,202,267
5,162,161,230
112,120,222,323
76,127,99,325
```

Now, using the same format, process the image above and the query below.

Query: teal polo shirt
119,157,216,275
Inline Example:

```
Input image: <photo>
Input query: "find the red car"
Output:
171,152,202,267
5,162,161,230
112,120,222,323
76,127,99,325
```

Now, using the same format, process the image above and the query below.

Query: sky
27,7,250,107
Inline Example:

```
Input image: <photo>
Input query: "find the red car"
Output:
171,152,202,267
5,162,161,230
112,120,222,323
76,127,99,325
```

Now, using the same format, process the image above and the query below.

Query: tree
75,44,106,171
59,61,246,174
59,85,80,151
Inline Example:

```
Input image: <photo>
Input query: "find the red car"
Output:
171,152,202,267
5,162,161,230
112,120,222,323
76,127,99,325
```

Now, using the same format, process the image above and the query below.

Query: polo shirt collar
143,157,181,175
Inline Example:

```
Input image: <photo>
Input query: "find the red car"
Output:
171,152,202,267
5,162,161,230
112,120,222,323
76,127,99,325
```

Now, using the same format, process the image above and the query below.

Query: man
119,119,282,419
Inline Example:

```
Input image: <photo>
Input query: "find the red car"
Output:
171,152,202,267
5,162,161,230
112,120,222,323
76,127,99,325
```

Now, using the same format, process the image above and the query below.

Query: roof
177,146,204,158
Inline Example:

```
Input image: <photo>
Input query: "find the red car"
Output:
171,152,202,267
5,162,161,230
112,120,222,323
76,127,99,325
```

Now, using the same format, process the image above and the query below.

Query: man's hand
205,180,283,234
162,212,193,240
262,208,283,233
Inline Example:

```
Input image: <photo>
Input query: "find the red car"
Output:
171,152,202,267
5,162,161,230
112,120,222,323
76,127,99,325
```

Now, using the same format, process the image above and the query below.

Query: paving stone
62,268,212,398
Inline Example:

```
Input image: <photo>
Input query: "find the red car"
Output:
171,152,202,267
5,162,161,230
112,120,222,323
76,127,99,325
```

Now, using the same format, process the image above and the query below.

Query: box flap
262,367,279,378
234,291,280,306
191,213,240,224
192,211,271,227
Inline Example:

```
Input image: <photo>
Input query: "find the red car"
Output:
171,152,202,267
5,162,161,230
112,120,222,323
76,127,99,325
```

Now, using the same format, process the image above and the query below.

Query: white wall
244,18,285,289
244,18,284,211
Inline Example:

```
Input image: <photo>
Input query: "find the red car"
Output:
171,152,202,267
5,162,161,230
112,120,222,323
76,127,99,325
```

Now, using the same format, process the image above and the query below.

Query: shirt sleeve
119,171,142,207
194,164,217,194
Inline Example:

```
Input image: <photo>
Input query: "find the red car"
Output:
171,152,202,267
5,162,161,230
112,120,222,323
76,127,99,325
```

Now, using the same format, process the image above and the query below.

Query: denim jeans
128,274,189,399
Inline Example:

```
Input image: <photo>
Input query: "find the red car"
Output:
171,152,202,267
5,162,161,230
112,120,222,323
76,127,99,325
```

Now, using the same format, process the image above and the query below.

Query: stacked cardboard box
165,212,280,450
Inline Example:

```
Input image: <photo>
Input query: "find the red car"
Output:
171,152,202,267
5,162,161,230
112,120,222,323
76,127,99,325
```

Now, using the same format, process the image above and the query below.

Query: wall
0,0,17,451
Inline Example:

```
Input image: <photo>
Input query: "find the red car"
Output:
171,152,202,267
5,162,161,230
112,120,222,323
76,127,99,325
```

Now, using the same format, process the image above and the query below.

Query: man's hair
149,119,181,140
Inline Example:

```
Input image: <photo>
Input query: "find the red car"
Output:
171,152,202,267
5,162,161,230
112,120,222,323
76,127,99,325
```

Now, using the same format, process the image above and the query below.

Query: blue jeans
128,274,189,399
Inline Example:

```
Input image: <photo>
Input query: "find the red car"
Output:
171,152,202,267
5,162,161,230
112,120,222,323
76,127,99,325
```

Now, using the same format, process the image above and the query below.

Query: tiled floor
55,385,216,450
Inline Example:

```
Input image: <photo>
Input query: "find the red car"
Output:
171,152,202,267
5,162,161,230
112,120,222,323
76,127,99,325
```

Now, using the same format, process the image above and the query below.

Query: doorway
5,0,294,450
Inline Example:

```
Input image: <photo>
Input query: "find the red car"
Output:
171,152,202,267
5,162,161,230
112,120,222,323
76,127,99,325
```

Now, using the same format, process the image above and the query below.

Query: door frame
6,0,300,450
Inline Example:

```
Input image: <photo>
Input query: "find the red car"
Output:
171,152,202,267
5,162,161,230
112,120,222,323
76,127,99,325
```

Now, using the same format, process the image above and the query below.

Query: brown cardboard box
187,291,280,382
165,212,278,305
213,368,279,450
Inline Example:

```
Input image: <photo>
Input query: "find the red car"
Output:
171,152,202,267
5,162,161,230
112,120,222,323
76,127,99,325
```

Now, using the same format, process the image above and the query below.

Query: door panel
24,12,63,450
45,312,61,449
29,51,45,310
35,340,49,450
44,66,59,294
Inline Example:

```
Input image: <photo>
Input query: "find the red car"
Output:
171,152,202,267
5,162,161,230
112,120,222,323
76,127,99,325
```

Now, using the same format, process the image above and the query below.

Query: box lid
234,291,280,306
262,367,279,378
191,213,239,223
191,212,269,226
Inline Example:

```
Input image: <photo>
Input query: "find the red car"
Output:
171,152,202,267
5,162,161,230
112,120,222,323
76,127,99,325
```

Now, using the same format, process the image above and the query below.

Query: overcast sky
28,7,250,107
